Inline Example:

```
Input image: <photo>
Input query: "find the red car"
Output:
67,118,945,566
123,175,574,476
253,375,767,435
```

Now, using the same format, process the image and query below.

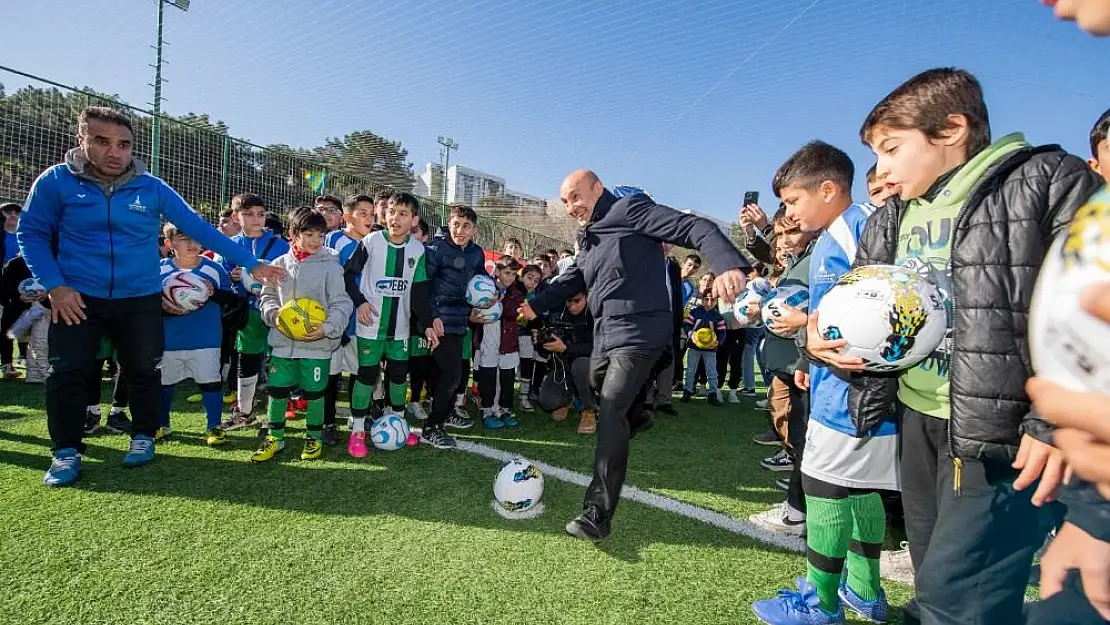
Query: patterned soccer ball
465,274,498,308
1029,190,1110,393
472,300,503,323
761,284,810,338
733,279,772,329
493,458,544,518
18,278,46,298
815,265,946,372
161,272,215,315
240,267,263,296
276,297,327,340
370,414,410,451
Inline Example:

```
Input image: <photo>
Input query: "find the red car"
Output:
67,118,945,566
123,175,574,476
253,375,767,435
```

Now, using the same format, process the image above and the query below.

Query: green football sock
304,398,324,440
804,494,853,613
846,492,886,602
266,397,286,440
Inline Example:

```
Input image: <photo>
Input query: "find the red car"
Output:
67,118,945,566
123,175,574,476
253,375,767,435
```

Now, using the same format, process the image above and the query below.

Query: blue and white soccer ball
493,458,545,520
240,267,263,296
472,300,503,323
18,278,46,298
370,414,410,451
761,284,810,338
733,287,768,329
465,274,497,308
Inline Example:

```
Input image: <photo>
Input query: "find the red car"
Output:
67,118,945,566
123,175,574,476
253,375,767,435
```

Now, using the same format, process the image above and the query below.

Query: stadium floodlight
150,0,191,177
437,136,458,204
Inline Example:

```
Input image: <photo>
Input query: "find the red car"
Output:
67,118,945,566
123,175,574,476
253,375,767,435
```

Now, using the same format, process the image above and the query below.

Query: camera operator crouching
534,291,597,434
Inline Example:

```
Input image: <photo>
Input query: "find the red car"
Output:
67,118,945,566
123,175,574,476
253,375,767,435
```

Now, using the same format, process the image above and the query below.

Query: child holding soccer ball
251,207,352,462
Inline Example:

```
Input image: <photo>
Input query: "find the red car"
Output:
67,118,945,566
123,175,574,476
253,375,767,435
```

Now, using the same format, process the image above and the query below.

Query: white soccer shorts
161,347,222,386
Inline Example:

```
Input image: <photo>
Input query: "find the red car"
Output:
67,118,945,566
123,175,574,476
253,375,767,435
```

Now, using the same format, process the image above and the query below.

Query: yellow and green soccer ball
276,298,327,340
692,327,718,350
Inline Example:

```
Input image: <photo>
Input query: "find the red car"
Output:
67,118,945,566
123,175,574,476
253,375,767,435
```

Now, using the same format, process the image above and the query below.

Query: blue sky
2,0,1107,221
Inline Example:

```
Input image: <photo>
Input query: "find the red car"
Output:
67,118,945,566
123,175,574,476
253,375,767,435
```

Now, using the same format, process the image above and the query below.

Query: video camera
537,316,575,347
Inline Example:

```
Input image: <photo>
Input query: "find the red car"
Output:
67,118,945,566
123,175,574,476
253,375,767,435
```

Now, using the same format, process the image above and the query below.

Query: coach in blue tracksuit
522,169,750,541
18,106,284,486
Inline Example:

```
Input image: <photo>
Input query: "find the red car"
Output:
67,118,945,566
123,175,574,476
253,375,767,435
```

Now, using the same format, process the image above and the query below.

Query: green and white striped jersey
349,231,428,341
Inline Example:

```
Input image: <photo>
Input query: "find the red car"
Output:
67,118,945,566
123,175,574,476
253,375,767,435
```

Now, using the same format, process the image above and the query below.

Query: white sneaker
519,395,534,412
695,384,705,397
755,398,769,409
727,389,740,404
408,402,429,421
748,503,805,537
880,541,915,585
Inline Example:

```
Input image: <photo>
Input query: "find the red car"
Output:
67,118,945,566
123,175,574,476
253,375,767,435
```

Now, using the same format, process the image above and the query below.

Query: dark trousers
781,372,809,514
409,354,433,404
0,304,28,365
585,346,663,519
428,334,464,427
1025,571,1110,625
47,294,164,452
674,338,687,389
900,407,1059,625
476,366,515,411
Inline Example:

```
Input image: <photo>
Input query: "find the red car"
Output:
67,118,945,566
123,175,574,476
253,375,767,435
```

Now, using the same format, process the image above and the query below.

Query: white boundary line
456,439,805,553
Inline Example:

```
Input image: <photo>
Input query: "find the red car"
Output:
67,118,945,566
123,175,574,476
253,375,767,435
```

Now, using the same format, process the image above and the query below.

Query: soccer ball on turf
761,284,810,338
815,264,946,372
1029,192,1110,393
472,300,503,323
370,414,410,451
240,267,263,296
276,297,327,340
493,458,544,519
161,272,215,315
18,278,46,299
465,274,498,308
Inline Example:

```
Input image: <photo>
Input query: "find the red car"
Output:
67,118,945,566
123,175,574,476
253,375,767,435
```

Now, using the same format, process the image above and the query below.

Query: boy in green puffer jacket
251,208,353,462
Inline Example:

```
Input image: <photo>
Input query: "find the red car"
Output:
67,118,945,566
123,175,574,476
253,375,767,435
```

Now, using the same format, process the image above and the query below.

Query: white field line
456,439,805,553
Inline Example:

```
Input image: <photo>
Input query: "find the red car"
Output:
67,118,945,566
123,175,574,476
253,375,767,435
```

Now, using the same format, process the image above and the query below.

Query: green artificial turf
0,378,913,624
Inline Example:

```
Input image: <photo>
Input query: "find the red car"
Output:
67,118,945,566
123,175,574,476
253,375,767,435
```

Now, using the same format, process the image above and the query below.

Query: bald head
560,169,605,225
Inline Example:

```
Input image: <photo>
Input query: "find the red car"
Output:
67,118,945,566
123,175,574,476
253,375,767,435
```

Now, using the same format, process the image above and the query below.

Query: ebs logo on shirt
374,278,410,296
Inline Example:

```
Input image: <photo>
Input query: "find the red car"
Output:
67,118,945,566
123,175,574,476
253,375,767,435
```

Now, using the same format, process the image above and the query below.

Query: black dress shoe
630,411,654,439
565,506,611,542
656,404,677,416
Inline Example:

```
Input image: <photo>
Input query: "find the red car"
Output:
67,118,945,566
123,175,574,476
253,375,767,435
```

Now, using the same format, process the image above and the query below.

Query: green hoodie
895,132,1030,419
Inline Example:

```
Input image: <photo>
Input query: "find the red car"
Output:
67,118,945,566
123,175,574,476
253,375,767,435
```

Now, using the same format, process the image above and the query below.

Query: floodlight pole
150,0,189,177
437,136,458,205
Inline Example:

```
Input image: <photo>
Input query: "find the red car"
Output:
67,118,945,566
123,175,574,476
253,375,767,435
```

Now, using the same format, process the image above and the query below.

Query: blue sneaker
482,414,505,430
122,435,156,468
837,582,888,623
499,411,519,427
752,577,844,625
43,448,82,487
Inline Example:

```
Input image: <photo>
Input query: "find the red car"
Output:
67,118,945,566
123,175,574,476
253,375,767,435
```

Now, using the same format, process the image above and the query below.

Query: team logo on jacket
407,257,415,269
374,278,410,296
128,194,149,215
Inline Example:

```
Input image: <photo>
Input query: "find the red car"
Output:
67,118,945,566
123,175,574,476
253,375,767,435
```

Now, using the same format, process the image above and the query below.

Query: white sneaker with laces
727,389,740,404
880,541,915,585
755,398,769,409
408,402,429,421
748,503,805,537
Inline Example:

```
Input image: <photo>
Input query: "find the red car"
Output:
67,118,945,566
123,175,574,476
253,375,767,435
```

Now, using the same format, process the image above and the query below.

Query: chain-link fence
0,65,570,253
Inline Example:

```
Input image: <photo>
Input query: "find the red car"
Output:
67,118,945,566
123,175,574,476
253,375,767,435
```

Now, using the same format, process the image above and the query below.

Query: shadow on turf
0,429,801,564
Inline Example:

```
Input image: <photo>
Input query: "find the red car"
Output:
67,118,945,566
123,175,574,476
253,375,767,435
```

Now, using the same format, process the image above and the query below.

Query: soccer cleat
43,448,82,487
301,438,323,461
577,409,597,435
420,426,457,449
221,411,257,431
186,393,202,403
205,427,228,447
105,411,133,434
250,435,285,463
405,433,420,447
482,412,505,430
761,449,794,472
348,431,369,458
122,435,156,468
83,410,102,435
499,411,519,427
408,402,429,421
565,506,610,541
748,503,806,537
154,426,173,441
837,582,889,623
752,577,845,625
753,429,781,446
222,392,237,406
445,411,473,430
321,423,339,446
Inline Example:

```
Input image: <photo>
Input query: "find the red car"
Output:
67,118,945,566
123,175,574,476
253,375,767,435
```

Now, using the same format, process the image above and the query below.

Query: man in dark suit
521,169,749,541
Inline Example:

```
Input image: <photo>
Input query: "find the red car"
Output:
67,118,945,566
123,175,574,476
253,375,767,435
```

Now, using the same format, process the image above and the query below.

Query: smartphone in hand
743,191,759,207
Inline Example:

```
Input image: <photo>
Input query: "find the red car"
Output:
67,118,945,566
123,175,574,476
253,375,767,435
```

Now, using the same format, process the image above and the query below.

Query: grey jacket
260,247,353,360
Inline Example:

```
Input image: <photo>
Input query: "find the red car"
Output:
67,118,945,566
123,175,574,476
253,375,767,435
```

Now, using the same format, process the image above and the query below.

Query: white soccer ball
161,272,214,315
370,414,410,451
465,274,498,308
18,278,46,298
733,282,770,329
815,264,946,372
1029,193,1110,393
240,267,263,296
493,458,544,518
761,284,810,338
472,300,503,323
